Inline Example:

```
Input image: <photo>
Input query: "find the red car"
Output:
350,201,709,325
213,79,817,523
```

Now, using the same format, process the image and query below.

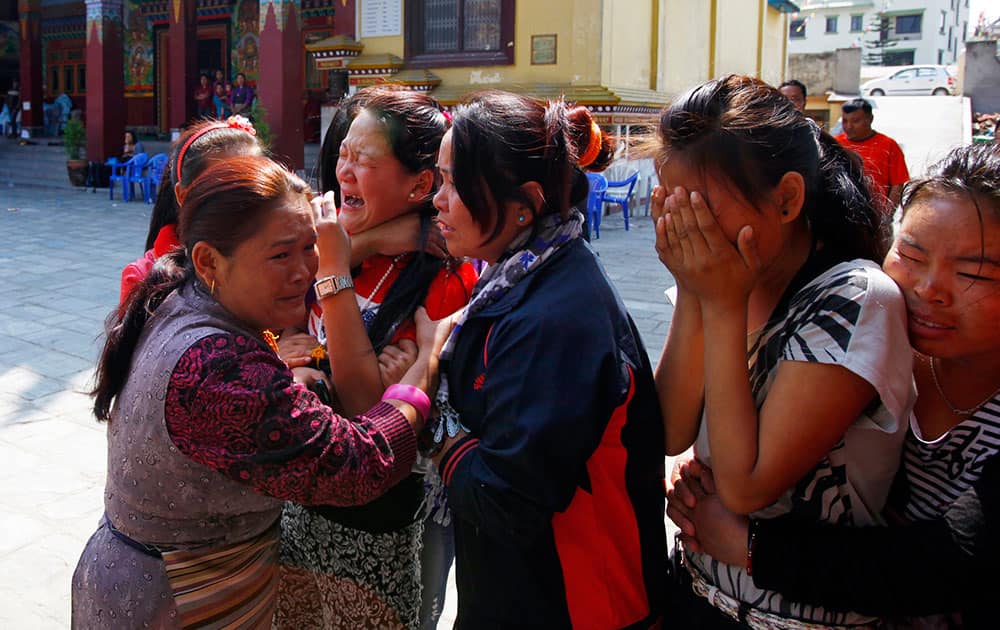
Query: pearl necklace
359,254,406,313
929,357,1000,417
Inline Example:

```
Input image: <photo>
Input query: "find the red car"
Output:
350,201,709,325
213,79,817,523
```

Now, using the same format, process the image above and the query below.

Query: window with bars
406,0,514,67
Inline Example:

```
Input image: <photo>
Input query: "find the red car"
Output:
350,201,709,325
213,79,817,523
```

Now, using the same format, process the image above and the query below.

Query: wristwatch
314,274,354,300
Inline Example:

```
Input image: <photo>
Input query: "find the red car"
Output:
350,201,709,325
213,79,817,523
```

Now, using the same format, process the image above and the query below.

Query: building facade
788,0,970,65
16,0,798,167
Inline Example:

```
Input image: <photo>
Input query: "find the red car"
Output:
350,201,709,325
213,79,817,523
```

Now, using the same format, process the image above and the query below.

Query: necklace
929,357,1000,416
359,254,406,313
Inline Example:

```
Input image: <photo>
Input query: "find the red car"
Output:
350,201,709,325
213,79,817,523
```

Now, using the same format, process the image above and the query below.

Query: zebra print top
687,259,916,628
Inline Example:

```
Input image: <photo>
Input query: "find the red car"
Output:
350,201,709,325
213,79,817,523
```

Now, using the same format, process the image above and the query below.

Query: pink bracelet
381,384,431,421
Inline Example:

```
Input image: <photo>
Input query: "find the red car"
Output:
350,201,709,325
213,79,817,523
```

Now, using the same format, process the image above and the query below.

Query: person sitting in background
121,130,145,160
836,98,909,213
213,82,233,119
230,73,254,117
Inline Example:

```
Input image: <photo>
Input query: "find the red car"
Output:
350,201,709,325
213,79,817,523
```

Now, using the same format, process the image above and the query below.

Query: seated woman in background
121,130,144,159
668,142,1000,628
652,75,915,628
73,154,451,628
427,90,668,628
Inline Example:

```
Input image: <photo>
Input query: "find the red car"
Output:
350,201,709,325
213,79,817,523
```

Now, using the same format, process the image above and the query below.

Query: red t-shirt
835,131,909,211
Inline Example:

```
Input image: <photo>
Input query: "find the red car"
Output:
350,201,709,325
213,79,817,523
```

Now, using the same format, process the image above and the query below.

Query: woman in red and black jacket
428,91,668,629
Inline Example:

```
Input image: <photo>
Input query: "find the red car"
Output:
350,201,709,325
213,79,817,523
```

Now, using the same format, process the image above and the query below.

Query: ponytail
450,91,616,236
808,131,886,262
92,249,191,421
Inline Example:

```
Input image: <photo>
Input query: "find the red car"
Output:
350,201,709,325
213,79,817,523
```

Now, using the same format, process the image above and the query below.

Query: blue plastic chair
142,153,169,204
586,173,608,239
109,153,149,202
600,170,639,231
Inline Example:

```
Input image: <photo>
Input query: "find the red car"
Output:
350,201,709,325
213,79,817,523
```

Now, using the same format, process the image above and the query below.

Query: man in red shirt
836,98,909,212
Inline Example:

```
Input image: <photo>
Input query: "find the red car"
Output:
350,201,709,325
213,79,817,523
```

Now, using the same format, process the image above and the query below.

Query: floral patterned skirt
274,502,424,629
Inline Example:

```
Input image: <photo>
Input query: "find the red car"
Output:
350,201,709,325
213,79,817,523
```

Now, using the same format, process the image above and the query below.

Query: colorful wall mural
231,0,259,83
124,0,153,94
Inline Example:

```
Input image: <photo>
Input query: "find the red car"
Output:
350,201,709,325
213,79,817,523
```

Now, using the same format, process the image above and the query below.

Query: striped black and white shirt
688,259,916,628
900,395,1000,522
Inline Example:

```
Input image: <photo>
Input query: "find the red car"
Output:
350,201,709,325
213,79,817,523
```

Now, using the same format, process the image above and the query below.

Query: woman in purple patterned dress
71,154,450,628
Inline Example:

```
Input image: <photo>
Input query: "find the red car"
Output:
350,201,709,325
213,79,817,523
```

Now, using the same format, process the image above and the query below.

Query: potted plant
63,116,88,186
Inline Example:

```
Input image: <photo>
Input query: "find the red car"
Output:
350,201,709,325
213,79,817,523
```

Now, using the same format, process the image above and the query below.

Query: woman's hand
398,307,459,398
292,366,331,392
276,330,320,362
667,459,752,566
354,213,447,264
378,339,418,386
313,191,353,276
655,186,761,308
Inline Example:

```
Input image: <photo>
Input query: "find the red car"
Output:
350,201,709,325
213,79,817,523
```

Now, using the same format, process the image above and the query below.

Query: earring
210,279,216,296
408,192,416,199
518,215,526,223
781,210,789,216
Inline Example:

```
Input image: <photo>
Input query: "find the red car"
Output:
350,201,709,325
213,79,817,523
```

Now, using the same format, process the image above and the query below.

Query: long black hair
317,85,455,352
656,75,884,263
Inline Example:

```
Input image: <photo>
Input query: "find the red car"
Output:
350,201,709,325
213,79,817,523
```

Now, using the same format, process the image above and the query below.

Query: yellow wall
716,0,762,78
358,0,605,86
355,0,790,99
760,7,788,86
601,0,654,90
659,0,711,96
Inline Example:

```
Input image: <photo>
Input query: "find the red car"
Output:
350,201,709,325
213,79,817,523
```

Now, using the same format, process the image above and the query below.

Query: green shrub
63,117,85,160
248,101,272,150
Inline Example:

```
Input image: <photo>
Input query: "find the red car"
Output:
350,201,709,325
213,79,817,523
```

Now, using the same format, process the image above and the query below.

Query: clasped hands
667,456,749,567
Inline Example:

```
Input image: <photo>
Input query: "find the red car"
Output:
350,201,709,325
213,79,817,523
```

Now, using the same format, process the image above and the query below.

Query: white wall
789,0,970,65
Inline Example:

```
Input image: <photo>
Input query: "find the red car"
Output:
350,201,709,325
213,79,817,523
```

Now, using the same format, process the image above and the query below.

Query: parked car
862,65,955,96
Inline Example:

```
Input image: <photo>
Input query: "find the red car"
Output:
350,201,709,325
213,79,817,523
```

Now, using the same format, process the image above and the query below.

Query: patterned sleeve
782,261,915,430
165,333,417,506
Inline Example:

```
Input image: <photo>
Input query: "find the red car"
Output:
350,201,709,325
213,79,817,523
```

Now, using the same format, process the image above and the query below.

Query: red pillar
168,0,197,135
259,0,304,170
335,0,356,36
85,0,126,160
17,0,43,136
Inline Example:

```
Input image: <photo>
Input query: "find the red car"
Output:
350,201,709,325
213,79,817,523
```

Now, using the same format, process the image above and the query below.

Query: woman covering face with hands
668,142,1000,628
652,75,915,629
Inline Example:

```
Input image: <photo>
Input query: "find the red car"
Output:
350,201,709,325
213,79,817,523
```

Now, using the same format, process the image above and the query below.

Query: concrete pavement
0,184,674,628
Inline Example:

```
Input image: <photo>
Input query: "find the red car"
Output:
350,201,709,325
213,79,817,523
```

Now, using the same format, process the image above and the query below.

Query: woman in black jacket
428,90,668,628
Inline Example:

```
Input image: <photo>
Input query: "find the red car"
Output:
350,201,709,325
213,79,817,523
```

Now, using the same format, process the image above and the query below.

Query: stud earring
518,215,526,223
409,192,416,199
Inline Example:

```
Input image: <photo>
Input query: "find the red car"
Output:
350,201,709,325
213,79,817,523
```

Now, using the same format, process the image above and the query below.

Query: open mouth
435,218,454,235
342,194,364,209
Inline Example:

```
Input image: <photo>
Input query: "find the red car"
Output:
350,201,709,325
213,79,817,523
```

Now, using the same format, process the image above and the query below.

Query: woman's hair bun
566,106,614,172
